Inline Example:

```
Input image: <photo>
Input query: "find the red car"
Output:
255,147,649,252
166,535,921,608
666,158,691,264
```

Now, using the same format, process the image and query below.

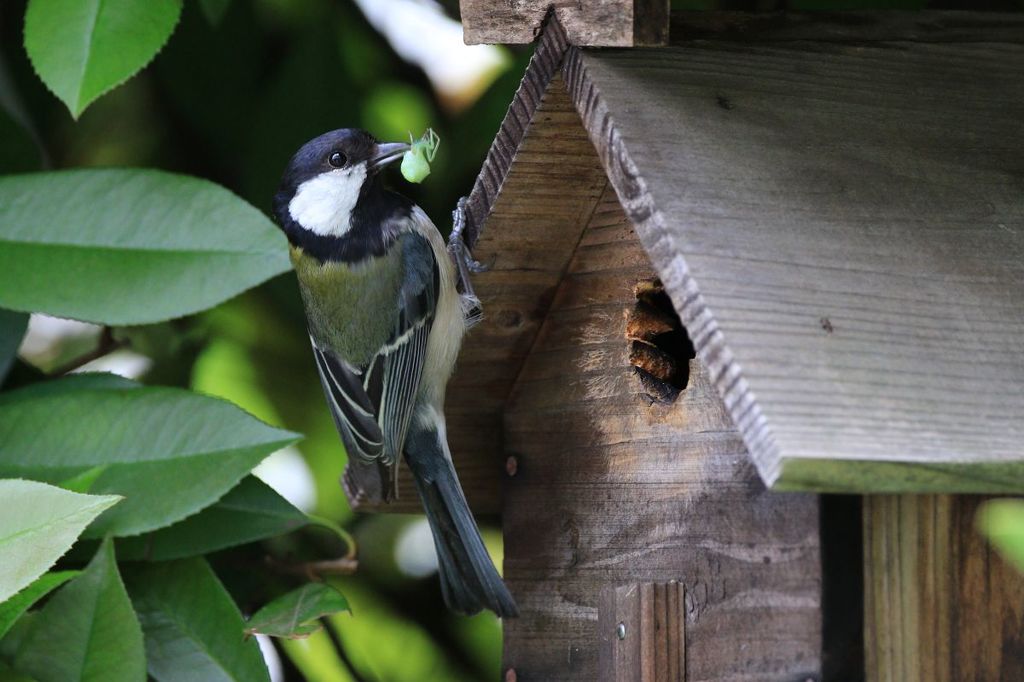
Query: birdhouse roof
458,11,1024,494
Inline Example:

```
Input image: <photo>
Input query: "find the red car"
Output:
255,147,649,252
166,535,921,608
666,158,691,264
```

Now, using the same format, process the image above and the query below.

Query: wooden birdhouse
345,8,1024,681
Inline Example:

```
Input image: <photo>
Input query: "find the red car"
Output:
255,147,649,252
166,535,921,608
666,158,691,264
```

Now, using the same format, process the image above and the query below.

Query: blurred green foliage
977,499,1024,574
0,0,525,679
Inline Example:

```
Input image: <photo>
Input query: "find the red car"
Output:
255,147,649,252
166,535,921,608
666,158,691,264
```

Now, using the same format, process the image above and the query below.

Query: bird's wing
311,343,385,461
367,230,439,464
312,230,439,500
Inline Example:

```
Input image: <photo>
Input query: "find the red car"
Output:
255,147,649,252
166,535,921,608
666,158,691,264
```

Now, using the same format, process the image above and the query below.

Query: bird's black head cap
275,128,376,200
273,128,412,263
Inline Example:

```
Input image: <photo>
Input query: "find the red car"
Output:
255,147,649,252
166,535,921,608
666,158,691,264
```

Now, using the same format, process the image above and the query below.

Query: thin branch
49,327,123,376
264,555,359,581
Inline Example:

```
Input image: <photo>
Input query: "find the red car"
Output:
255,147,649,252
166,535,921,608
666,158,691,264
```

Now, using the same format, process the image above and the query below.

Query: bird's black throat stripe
273,182,415,264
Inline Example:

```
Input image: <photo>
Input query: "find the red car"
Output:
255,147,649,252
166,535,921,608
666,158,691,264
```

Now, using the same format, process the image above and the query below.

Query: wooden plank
595,581,687,682
501,183,821,681
598,585,643,682
460,0,669,47
670,11,1024,44
462,14,570,247
635,0,670,46
598,577,684,679
561,16,1024,491
863,495,1024,681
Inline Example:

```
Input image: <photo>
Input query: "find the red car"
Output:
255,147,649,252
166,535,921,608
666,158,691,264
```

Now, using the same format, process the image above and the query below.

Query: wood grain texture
460,0,669,47
353,20,581,513
462,14,569,247
561,15,1024,491
599,583,686,682
500,183,821,681
445,73,608,514
863,495,1024,681
669,11,1024,44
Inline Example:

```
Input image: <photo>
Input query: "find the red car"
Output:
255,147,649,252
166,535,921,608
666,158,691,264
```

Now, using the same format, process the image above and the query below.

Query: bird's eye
328,151,347,168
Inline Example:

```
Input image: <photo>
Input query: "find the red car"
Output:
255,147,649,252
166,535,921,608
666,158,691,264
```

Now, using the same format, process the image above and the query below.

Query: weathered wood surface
598,583,686,682
462,15,569,249
670,10,1024,44
352,21,584,513
460,0,669,47
500,183,821,681
863,495,1024,681
559,14,1024,491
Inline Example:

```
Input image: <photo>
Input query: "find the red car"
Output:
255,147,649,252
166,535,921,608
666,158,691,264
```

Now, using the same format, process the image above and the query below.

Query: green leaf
0,169,290,325
246,583,349,640
0,611,37,662
0,479,120,603
59,466,109,494
0,372,139,406
978,499,1024,573
24,0,183,118
12,539,145,682
125,558,270,682
0,659,35,682
117,476,307,561
0,309,28,383
0,370,137,407
0,359,45,392
0,570,79,640
0,378,299,536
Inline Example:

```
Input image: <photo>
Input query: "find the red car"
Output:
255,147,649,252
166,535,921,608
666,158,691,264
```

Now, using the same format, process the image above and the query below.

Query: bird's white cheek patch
288,163,367,237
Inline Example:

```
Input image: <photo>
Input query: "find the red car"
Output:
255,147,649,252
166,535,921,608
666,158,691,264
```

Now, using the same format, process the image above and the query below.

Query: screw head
616,622,626,640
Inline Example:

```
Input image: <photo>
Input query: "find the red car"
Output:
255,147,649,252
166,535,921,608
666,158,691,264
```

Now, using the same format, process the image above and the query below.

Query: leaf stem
305,514,357,561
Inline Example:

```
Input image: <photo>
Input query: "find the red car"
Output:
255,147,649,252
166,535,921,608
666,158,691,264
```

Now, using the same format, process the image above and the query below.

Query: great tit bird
273,128,517,618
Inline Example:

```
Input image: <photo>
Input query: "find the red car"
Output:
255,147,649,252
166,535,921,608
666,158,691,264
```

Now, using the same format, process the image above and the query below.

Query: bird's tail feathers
406,428,518,618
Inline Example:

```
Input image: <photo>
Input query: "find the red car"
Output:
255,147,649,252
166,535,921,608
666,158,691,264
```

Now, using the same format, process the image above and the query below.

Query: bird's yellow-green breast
290,246,402,366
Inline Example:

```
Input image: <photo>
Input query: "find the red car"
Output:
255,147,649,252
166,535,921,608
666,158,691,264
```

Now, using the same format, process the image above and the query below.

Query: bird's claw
466,256,489,274
449,197,469,245
447,197,487,301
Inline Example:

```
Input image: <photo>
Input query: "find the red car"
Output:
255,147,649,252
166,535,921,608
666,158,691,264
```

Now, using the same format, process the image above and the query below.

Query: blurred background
3,0,1019,679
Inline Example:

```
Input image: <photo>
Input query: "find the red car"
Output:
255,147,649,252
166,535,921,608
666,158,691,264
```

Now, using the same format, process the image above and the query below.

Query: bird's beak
368,142,410,173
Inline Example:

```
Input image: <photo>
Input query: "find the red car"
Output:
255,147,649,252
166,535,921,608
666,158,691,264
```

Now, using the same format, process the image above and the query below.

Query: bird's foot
448,197,469,245
465,257,489,274
448,197,489,302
